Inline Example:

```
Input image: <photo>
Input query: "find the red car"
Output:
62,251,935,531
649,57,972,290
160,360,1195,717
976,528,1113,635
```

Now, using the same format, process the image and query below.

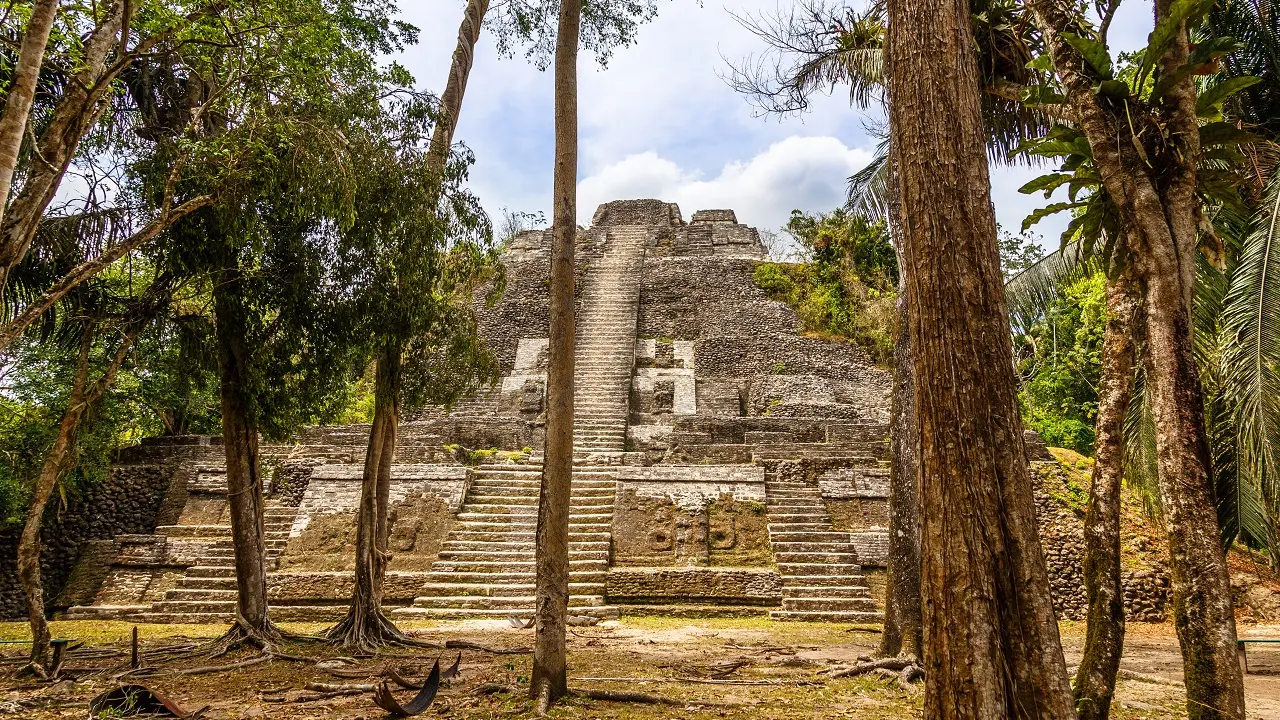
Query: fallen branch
176,653,271,676
571,675,821,686
444,640,529,655
577,689,683,705
305,681,374,692
263,688,365,703
1117,669,1180,687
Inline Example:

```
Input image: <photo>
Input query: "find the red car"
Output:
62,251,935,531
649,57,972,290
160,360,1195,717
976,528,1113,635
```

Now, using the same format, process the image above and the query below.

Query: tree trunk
329,346,404,650
17,332,91,673
878,149,922,660
426,0,490,171
214,266,278,646
1144,273,1244,720
18,320,140,672
0,0,60,229
878,287,922,660
1024,0,1246,711
1074,272,1140,720
885,0,1076,710
0,1,125,289
532,0,579,708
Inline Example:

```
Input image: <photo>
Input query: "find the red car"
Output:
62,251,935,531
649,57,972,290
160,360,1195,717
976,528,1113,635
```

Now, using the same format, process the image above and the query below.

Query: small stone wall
1031,461,1171,621
0,461,175,619
290,464,471,536
606,567,781,605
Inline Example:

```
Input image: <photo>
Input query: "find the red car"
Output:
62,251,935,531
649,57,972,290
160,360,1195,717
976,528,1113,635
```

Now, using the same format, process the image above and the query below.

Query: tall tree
15,269,172,673
1019,0,1249,713
326,101,498,650
885,0,1076,714
0,0,60,228
532,0,579,710
326,0,494,650
1074,271,1140,720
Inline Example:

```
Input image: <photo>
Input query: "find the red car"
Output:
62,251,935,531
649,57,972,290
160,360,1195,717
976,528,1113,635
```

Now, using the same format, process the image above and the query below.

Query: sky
395,1,1157,249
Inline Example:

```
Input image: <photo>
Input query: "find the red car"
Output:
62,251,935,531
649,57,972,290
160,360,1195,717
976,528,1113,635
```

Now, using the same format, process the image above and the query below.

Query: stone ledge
607,567,781,605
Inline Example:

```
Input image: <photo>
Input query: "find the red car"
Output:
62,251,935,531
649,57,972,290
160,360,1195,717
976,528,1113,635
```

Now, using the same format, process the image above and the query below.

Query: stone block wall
290,464,471,536
606,567,782,605
0,458,177,619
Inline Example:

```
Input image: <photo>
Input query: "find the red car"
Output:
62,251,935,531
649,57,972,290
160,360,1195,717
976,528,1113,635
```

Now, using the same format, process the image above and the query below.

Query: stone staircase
765,480,881,622
395,464,617,619
141,505,298,622
399,226,648,619
572,226,647,457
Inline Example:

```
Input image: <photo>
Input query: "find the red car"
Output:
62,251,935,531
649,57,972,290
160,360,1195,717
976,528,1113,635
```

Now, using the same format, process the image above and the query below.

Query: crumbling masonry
8,199,1168,623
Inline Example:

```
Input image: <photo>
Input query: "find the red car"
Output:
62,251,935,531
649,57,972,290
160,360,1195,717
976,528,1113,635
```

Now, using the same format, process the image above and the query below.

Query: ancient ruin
3,199,1169,624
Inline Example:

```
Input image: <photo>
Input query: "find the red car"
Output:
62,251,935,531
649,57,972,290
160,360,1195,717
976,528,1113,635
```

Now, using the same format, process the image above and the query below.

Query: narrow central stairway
401,226,648,619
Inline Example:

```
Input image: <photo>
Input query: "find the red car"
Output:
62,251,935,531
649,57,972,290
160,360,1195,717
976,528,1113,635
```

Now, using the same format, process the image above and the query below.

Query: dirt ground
1,618,1277,719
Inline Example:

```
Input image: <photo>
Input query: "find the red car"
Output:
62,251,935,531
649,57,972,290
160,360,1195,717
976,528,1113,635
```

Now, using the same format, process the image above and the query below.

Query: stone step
769,610,883,623
769,523,836,533
780,573,867,588
431,559,607,574
774,552,861,565
769,513,831,524
449,530,608,542
777,563,864,578
437,549,609,562
425,571,606,584
413,582,605,598
769,531,851,543
781,597,879,613
783,585,874,598
442,539,610,553
391,605,620,621
770,541,859,554
406,595,607,610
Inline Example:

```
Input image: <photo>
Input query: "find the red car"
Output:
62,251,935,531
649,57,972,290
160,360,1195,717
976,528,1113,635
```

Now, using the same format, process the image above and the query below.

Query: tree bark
18,319,140,672
1025,0,1246,714
214,264,278,646
1074,272,1140,720
885,0,1076,711
878,287,922,660
426,0,490,171
17,331,91,672
0,0,60,228
878,150,921,661
532,0,579,707
0,1,125,290
329,346,404,650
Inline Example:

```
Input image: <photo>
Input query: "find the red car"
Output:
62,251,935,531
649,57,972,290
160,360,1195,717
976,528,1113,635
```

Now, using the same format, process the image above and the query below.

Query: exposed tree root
826,656,914,678
324,608,439,653
534,680,552,717
577,689,684,705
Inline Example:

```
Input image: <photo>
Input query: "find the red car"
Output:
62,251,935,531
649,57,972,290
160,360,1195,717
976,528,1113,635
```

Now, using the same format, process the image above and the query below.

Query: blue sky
397,1,1155,248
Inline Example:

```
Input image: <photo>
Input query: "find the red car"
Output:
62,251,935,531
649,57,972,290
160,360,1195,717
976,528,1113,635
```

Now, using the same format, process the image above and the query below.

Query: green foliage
754,209,897,366
488,0,663,69
1015,273,1107,454
998,226,1046,278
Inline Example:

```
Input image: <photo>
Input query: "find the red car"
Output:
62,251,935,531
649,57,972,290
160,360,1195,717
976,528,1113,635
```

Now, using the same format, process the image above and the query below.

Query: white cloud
577,136,875,232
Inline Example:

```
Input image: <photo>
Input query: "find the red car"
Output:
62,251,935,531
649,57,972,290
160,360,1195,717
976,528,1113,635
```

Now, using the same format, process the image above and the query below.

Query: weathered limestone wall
636,255,891,423
606,567,781,605
0,437,213,619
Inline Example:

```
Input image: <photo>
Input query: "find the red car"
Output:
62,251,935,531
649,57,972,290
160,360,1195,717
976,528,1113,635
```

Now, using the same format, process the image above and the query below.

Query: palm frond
1004,239,1094,336
1221,171,1280,560
845,140,890,224
1122,366,1163,519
